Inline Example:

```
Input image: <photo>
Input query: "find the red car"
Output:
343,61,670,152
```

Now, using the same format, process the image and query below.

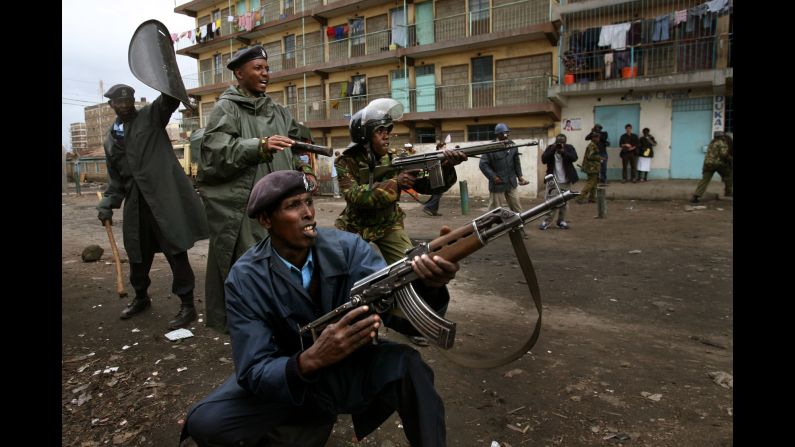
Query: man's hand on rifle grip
297,306,381,375
397,170,420,189
412,226,460,288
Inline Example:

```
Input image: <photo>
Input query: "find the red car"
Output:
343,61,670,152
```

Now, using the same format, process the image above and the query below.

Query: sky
62,0,197,151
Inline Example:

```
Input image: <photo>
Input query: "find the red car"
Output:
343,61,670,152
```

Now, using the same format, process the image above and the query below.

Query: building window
284,35,296,69
416,127,436,144
467,124,495,142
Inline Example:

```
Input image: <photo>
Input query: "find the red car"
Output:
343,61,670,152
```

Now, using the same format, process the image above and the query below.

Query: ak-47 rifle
299,175,577,350
359,140,539,189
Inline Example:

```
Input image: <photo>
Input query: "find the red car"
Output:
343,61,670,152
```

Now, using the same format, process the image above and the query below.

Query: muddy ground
62,186,732,446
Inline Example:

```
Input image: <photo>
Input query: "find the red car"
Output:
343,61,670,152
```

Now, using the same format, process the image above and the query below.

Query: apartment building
70,122,87,155
549,0,733,180
173,0,563,198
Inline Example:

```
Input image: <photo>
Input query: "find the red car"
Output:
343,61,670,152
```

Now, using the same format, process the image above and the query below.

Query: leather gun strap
439,228,542,369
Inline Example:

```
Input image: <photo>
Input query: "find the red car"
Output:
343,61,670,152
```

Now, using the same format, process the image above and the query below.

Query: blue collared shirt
275,250,314,291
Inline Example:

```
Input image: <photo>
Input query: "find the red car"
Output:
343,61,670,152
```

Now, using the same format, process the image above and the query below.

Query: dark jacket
639,134,656,158
541,143,579,184
619,133,640,158
479,139,524,193
224,228,449,433
98,94,208,263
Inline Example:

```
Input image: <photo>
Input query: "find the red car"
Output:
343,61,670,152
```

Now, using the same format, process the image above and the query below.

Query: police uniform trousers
130,190,195,299
579,174,599,202
183,342,445,447
694,164,733,198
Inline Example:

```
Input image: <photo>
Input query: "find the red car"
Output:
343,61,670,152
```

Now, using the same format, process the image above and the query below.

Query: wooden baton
97,192,128,298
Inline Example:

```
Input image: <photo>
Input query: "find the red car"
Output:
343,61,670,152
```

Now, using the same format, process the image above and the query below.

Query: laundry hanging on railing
674,10,688,26
598,23,631,49
347,78,366,96
652,14,670,42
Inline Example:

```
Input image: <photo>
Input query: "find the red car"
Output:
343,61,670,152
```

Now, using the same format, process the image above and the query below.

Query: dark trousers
183,343,445,447
423,193,443,213
599,153,608,182
621,153,638,181
130,191,195,299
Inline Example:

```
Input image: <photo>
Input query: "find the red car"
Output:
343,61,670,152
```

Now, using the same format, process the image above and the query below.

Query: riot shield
128,19,193,109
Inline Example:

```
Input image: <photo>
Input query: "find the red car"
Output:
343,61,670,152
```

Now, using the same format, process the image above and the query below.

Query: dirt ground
62,185,733,446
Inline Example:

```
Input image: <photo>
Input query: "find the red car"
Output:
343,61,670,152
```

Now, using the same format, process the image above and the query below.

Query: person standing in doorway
619,123,640,183
637,127,656,182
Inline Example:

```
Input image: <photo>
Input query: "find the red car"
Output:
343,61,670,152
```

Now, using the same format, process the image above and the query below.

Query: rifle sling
438,228,542,369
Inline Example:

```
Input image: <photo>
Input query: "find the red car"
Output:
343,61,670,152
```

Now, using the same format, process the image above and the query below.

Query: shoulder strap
439,228,542,369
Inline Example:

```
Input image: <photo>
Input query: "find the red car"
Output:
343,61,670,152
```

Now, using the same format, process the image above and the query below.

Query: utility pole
62,145,68,195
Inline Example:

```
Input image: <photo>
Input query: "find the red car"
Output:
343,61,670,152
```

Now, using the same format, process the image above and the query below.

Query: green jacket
334,143,457,242
581,142,603,174
703,138,731,170
197,86,312,331
98,94,208,263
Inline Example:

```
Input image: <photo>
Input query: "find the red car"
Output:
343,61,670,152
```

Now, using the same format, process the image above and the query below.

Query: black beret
104,84,135,100
227,45,268,70
247,170,312,218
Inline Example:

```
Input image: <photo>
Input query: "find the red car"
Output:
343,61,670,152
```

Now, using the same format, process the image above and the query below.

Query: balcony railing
558,0,732,83
275,76,551,123
561,32,730,83
180,0,553,89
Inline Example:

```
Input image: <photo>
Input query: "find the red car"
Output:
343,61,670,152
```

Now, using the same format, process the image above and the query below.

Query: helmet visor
361,98,404,124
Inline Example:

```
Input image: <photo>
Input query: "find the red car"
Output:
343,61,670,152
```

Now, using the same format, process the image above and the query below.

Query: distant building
173,0,561,198
70,123,87,155
549,0,733,180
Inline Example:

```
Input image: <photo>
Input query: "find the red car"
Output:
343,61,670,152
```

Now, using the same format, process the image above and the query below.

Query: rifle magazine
395,285,456,349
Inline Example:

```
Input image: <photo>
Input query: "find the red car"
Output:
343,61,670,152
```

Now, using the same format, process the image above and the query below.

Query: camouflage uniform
334,143,456,264
577,141,603,203
693,138,732,199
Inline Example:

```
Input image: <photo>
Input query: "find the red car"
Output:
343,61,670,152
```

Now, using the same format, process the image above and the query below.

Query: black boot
169,295,197,330
120,295,152,320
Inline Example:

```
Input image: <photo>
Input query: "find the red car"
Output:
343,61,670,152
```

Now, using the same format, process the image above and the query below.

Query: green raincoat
197,86,312,332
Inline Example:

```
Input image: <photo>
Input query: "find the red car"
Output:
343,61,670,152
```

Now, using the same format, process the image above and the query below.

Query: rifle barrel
292,141,333,157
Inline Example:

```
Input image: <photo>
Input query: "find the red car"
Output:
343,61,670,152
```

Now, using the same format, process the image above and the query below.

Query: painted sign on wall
712,95,725,132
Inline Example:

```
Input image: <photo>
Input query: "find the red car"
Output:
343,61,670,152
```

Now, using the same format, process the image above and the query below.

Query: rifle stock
299,184,579,349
